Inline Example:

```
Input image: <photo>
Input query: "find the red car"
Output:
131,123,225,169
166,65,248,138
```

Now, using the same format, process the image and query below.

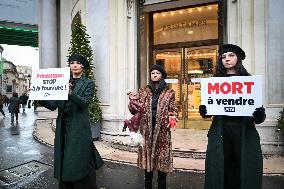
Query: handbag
92,144,104,170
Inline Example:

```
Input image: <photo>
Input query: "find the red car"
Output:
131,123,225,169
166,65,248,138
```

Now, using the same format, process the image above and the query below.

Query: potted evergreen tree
68,22,102,140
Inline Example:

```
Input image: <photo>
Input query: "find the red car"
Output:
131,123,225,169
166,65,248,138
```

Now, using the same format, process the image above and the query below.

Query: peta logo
224,107,235,112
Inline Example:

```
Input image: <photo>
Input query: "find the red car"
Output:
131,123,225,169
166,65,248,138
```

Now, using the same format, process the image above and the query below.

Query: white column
59,0,72,68
38,0,58,68
86,0,110,105
86,0,137,135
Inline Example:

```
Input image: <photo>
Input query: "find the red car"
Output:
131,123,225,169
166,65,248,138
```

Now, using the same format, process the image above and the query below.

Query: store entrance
150,3,221,128
155,46,216,129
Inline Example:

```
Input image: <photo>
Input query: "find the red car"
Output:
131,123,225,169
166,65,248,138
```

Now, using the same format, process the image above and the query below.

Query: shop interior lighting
153,4,217,18
158,53,215,58
188,70,204,74
156,52,217,58
187,30,194,35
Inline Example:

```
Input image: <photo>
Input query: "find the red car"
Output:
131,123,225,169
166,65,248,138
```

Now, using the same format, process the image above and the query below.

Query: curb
32,119,284,175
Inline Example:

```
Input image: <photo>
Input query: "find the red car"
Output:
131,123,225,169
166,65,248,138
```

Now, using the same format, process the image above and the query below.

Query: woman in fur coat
128,64,178,189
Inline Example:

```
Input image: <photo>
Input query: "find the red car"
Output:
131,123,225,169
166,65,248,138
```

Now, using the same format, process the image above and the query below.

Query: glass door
184,46,217,129
155,48,183,120
154,46,217,129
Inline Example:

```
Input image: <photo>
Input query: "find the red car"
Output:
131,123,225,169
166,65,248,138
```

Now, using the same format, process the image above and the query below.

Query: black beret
219,44,246,60
68,54,89,68
150,64,167,79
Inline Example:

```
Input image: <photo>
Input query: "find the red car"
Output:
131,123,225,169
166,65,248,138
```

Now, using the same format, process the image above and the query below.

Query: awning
0,25,38,47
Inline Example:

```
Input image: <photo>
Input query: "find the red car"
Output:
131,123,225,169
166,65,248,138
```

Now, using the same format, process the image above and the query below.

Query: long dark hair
214,54,250,77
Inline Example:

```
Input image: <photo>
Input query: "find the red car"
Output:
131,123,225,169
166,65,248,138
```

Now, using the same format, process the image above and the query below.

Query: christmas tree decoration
68,22,102,123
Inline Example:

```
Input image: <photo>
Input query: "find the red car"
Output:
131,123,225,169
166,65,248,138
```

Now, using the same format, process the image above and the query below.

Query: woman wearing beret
199,44,266,189
39,54,97,189
127,64,178,189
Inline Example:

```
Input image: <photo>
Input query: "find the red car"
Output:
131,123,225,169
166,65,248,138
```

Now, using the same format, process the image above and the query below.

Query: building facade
38,0,284,153
1,61,32,97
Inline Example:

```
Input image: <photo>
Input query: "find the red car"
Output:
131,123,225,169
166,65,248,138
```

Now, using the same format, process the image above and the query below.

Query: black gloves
199,105,266,123
252,107,266,124
199,105,212,119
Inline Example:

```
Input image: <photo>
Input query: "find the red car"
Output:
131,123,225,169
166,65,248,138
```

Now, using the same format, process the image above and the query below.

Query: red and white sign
29,68,70,100
201,76,262,116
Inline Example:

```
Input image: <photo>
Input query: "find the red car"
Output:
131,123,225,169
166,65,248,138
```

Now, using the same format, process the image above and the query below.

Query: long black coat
204,116,263,189
39,76,95,181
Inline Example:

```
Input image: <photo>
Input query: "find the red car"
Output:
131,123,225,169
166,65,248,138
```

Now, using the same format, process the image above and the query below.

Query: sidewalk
33,107,284,175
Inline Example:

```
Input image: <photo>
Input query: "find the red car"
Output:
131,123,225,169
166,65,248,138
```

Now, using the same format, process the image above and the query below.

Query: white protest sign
201,76,262,116
29,68,70,100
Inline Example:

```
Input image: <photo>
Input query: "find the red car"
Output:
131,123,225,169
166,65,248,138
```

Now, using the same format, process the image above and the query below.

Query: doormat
0,160,51,186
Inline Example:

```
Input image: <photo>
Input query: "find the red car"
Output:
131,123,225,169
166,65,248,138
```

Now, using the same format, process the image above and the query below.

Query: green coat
204,116,263,189
40,76,95,182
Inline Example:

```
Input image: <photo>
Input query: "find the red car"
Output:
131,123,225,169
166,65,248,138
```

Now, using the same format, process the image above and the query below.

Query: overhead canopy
0,24,38,47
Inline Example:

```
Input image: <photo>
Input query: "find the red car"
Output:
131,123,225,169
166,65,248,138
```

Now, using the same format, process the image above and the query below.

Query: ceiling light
187,30,193,35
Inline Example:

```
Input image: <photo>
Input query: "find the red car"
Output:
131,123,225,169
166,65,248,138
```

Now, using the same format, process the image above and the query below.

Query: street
0,107,283,189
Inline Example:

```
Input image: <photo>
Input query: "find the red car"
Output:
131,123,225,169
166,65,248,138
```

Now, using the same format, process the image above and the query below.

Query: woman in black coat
199,44,266,189
39,54,97,189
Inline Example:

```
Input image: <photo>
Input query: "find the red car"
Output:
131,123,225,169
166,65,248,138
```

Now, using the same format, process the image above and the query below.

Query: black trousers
59,166,97,189
223,123,242,189
145,170,167,189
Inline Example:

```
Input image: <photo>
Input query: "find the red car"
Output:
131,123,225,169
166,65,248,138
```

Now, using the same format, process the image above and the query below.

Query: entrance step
111,142,206,159
177,120,212,129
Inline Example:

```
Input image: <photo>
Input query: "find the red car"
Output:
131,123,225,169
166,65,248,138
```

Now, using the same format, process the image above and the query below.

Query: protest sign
201,76,262,116
29,67,70,100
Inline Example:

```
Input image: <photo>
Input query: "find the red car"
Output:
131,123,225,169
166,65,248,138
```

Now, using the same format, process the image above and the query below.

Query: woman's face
150,70,162,82
221,52,238,70
69,61,84,75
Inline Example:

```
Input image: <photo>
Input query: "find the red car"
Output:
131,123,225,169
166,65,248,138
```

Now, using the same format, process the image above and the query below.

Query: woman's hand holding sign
69,82,73,95
199,105,212,119
252,106,266,124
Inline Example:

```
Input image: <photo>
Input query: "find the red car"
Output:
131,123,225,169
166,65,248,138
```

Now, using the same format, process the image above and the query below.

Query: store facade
140,1,222,129
39,0,284,152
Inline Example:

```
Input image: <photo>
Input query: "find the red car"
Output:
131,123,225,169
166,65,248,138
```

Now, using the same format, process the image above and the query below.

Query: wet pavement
0,107,56,189
0,106,284,189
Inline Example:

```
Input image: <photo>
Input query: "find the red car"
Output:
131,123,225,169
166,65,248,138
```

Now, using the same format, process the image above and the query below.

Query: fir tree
68,22,102,123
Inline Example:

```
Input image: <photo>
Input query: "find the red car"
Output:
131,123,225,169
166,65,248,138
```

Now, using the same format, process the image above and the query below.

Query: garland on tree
68,22,102,123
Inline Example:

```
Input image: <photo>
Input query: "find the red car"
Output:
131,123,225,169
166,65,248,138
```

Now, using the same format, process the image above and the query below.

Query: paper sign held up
201,76,262,116
29,67,70,100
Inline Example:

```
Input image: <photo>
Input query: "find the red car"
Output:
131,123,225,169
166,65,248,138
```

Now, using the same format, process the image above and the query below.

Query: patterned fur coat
132,85,178,173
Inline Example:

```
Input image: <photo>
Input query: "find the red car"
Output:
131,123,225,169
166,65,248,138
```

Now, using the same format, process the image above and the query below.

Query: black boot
157,171,167,189
145,171,153,189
